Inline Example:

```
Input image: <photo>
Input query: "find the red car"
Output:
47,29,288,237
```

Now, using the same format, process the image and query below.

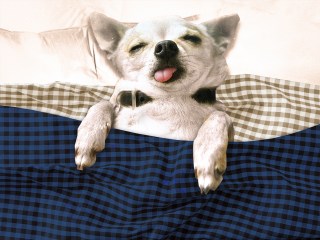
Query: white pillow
0,26,118,86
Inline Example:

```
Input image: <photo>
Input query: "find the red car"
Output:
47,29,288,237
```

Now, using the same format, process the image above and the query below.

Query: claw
200,187,210,195
77,164,84,171
198,173,215,194
214,166,225,178
75,149,96,172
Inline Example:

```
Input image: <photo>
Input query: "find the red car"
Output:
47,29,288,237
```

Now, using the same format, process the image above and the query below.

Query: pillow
0,26,118,86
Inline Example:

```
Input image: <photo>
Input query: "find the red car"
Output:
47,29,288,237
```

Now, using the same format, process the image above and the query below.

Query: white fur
109,79,226,140
75,13,239,194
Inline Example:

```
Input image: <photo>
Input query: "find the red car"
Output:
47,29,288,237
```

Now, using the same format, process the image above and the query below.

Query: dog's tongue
154,67,177,83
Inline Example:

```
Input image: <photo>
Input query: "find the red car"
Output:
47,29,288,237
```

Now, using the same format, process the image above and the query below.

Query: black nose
154,40,179,59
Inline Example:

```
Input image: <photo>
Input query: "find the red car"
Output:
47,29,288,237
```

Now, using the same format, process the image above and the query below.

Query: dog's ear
89,12,128,56
203,14,240,54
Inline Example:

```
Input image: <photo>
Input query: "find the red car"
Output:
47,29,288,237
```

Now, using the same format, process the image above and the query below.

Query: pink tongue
154,67,177,83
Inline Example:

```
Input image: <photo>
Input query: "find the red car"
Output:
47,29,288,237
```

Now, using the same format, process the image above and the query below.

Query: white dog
75,13,239,194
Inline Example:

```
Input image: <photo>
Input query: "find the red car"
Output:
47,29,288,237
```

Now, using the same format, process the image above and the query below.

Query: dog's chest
113,97,216,140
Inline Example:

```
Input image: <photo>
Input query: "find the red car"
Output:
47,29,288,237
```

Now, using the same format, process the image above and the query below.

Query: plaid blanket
1,75,319,141
0,106,319,239
1,75,320,239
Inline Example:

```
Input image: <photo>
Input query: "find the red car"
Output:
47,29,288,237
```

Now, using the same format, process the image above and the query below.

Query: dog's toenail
77,165,84,171
215,167,225,176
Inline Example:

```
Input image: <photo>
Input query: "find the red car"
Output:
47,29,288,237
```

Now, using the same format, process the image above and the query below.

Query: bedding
1,75,319,141
0,26,118,85
0,75,320,239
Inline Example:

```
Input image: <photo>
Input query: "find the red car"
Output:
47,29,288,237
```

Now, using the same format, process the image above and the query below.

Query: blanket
1,75,320,239
1,75,319,141
0,106,319,239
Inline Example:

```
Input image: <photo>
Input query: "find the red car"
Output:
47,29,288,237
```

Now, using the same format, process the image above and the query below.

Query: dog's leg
75,100,114,170
193,111,234,194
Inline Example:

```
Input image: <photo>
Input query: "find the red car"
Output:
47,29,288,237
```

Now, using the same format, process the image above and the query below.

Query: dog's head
90,13,239,92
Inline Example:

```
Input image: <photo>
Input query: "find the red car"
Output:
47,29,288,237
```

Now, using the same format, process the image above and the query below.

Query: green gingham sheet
1,74,319,141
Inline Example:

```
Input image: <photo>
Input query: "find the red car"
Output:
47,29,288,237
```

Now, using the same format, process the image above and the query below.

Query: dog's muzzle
153,40,182,83
154,40,179,59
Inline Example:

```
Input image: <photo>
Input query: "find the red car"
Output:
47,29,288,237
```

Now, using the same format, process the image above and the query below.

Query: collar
117,90,153,108
117,88,216,108
191,88,216,104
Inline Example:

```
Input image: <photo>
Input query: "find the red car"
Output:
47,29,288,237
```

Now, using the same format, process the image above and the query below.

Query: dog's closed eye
182,34,202,44
129,42,147,53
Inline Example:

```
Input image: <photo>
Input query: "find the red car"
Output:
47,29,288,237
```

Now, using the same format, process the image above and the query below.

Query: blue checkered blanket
1,106,319,239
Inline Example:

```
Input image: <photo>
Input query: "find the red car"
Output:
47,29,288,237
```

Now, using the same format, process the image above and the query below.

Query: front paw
75,122,109,171
194,148,227,194
193,138,228,194
193,111,233,194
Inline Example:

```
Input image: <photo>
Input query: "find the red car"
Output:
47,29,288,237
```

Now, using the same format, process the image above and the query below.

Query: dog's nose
154,40,179,59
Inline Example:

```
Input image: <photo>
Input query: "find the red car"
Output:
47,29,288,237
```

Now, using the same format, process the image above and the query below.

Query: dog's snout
154,40,179,59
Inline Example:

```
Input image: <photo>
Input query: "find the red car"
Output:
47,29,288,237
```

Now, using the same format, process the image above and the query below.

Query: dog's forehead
131,16,202,40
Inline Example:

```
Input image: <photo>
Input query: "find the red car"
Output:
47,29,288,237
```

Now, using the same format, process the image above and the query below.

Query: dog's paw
75,122,109,171
193,111,232,194
193,147,226,194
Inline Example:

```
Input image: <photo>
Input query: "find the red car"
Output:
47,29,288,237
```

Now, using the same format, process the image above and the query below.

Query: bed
1,75,319,239
1,0,320,239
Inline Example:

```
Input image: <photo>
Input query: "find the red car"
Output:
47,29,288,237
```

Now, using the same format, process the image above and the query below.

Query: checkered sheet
1,75,320,239
0,106,319,239
1,74,319,141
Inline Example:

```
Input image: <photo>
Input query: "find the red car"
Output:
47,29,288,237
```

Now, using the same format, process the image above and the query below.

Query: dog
75,12,239,194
